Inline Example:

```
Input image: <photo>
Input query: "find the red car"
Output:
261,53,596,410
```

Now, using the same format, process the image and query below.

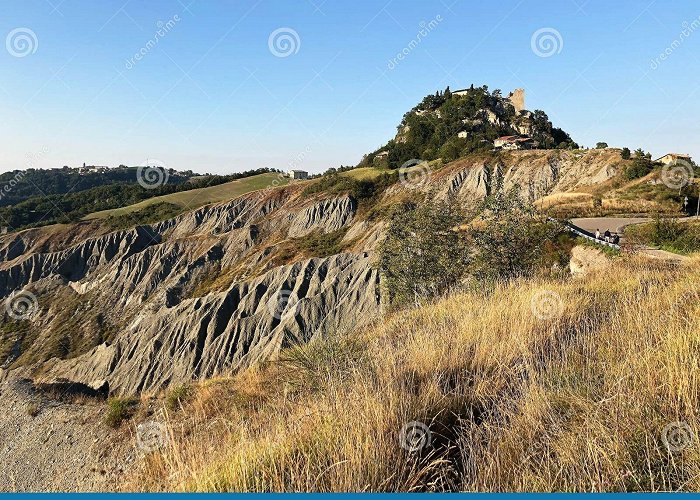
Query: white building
655,153,693,165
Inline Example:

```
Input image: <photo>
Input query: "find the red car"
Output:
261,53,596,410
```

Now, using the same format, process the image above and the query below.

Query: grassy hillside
126,254,700,492
85,173,289,220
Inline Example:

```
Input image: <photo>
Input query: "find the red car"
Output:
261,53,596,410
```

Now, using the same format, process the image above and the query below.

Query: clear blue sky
1,0,699,174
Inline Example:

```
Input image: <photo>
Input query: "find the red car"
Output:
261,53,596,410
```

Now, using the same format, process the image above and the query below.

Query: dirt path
0,375,132,492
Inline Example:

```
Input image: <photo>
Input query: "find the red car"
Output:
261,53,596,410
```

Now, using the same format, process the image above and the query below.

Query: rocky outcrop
0,186,380,395
437,150,620,202
287,196,356,237
42,253,380,394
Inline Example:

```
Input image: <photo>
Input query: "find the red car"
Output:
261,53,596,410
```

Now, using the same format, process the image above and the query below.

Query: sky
0,0,699,175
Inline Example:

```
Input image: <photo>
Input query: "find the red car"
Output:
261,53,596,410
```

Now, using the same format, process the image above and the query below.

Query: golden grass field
125,253,700,492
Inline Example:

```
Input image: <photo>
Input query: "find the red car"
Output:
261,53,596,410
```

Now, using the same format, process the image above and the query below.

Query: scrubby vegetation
302,171,398,204
380,189,570,306
623,149,657,180
104,202,184,231
105,397,137,428
128,255,700,492
626,217,700,254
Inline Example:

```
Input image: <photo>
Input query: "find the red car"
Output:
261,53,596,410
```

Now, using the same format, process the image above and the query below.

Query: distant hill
0,167,195,207
360,85,578,169
0,167,281,232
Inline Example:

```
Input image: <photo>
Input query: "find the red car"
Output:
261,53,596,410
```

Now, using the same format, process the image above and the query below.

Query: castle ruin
507,88,525,112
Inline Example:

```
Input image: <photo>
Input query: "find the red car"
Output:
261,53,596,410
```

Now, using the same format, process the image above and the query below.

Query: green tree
467,188,565,280
380,200,470,306
621,147,631,159
596,142,608,149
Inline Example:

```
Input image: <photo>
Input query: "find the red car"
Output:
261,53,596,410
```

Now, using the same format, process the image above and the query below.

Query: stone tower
508,88,525,112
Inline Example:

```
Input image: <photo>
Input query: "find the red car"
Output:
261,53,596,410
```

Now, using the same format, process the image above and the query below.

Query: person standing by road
595,229,601,240
604,230,611,242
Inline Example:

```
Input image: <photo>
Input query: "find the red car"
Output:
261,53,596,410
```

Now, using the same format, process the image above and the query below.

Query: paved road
569,217,688,262
571,217,650,235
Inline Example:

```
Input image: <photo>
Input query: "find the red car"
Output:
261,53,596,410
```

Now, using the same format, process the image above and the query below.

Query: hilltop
361,85,577,169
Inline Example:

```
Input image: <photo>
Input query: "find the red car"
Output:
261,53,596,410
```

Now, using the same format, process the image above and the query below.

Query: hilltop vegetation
0,166,195,207
361,85,577,169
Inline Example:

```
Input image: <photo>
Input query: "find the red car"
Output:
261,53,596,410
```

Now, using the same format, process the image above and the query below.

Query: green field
84,173,290,220
83,167,390,221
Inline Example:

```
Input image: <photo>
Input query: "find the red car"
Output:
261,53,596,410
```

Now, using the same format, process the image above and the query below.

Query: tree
380,200,470,306
596,142,608,149
621,147,631,159
467,187,565,280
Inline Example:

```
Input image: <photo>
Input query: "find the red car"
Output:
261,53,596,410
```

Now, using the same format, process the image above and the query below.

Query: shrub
380,189,568,306
105,397,137,428
380,200,471,306
467,188,568,280
166,384,192,411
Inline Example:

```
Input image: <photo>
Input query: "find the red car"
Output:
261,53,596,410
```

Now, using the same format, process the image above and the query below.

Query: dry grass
126,256,700,492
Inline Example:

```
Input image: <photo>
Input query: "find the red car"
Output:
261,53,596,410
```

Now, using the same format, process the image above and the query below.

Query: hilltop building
655,153,693,165
494,135,537,150
288,170,308,180
453,87,526,112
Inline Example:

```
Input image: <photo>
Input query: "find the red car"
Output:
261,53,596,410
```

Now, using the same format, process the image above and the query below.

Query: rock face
435,149,620,201
0,184,382,395
0,149,621,395
45,253,380,394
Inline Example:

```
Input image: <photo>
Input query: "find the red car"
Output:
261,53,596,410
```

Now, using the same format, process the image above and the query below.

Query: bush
380,200,471,306
166,384,192,411
380,188,569,306
105,397,137,428
624,157,654,180
467,188,567,280
627,216,700,254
